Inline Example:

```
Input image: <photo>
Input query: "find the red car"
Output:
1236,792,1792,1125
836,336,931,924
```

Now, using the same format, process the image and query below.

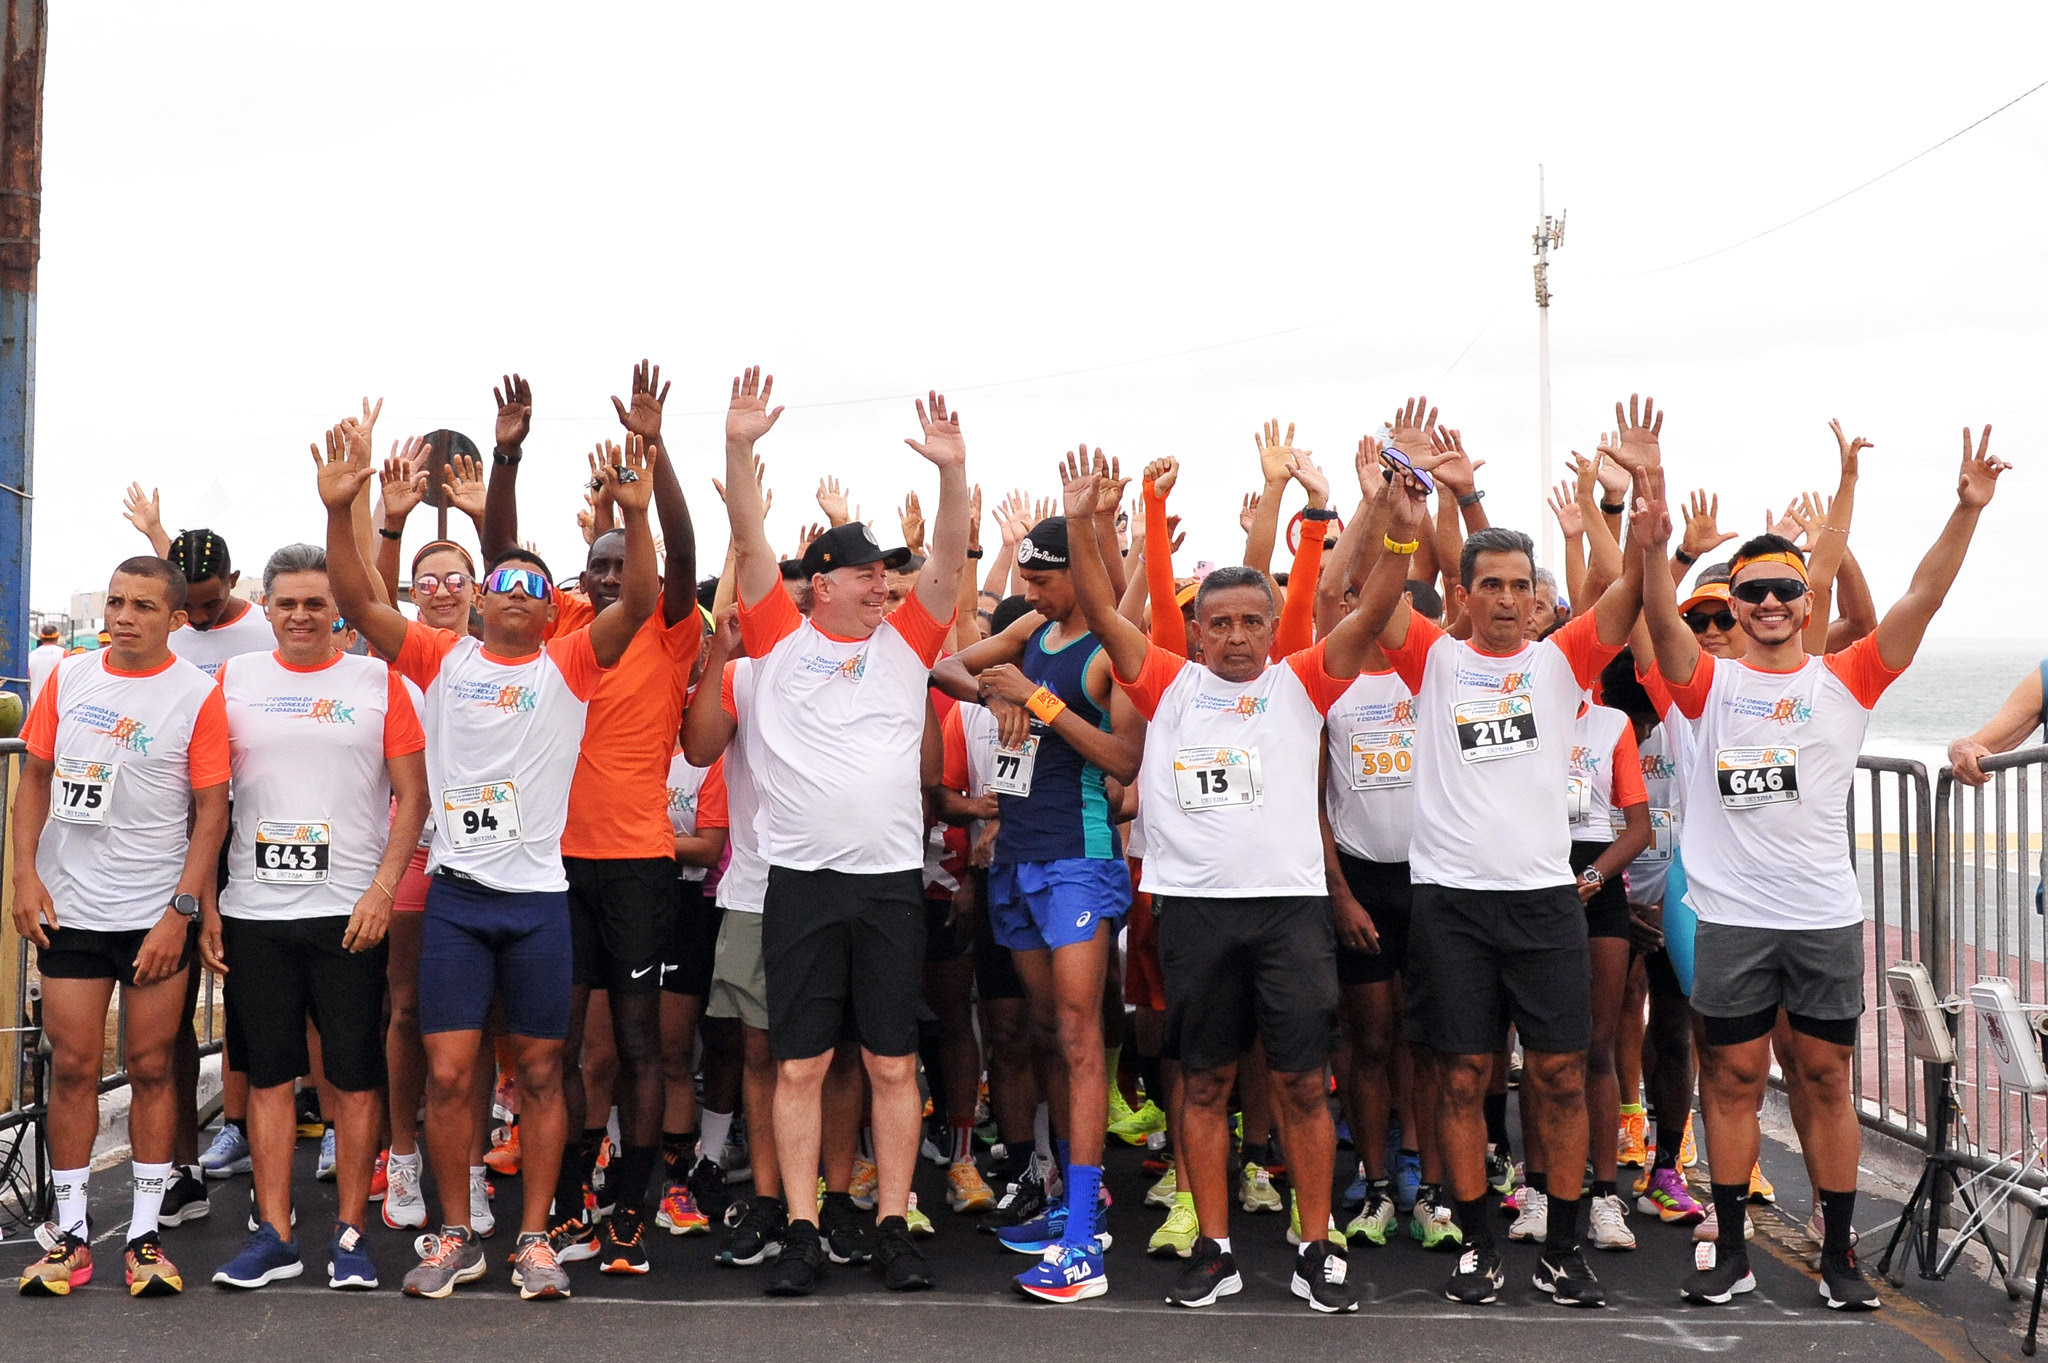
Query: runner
717,368,968,1296
13,555,229,1298
1065,448,1391,1314
1640,427,2010,1311
203,544,428,1292
929,486,1146,1303
315,417,658,1301
28,622,64,704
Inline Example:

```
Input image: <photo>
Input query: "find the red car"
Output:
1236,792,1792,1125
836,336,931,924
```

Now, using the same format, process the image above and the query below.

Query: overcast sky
27,2,2047,640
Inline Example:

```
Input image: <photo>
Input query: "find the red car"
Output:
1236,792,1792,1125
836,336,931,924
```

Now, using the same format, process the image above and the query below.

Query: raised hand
1255,419,1297,485
1680,490,1735,560
1163,513,1187,554
1766,504,1803,540
603,433,656,516
1289,450,1330,508
1788,491,1828,543
1594,452,1630,505
1092,452,1128,517
816,475,853,526
494,373,532,447
1419,425,1485,496
1239,492,1259,535
994,490,1032,545
1060,448,1103,519
611,359,671,442
1957,426,2009,510
905,391,965,468
968,485,983,553
444,449,487,522
311,422,373,509
1547,479,1584,537
1144,456,1179,499
122,481,164,541
726,366,783,447
797,521,828,553
380,438,429,520
1570,449,1601,508
1032,495,1054,526
1388,396,1438,461
1354,433,1384,499
1632,465,1674,547
354,396,383,449
899,492,927,555
577,499,596,545
1829,418,1873,476
1607,393,1663,474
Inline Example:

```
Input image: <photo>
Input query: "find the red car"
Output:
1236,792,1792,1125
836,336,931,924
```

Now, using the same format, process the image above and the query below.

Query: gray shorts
1689,919,1863,1021
705,909,769,1031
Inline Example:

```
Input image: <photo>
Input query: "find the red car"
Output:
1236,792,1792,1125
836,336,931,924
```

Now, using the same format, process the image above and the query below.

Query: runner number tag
988,738,1039,798
52,755,118,826
1454,694,1539,763
254,821,331,883
1173,746,1262,812
1565,775,1592,824
443,780,524,850
1716,747,1799,809
1348,729,1415,790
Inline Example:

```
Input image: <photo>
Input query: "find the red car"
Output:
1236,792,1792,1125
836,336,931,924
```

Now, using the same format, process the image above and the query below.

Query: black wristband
1301,507,1338,523
1456,489,1485,509
377,527,403,541
1600,499,1626,515
966,548,984,560
492,444,521,466
1673,547,1699,566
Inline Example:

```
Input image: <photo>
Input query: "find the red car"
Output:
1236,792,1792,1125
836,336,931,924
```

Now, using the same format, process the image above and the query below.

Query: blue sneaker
211,1223,303,1289
315,1127,337,1182
1016,1242,1108,1302
1343,1163,1370,1207
998,1202,1068,1255
200,1122,252,1179
326,1222,378,1290
1393,1151,1423,1214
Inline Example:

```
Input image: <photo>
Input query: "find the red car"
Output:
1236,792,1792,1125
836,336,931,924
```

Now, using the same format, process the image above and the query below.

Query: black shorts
925,894,974,964
660,881,722,997
1404,883,1591,1056
221,915,389,1091
1335,851,1413,987
1643,947,1686,1001
1157,894,1338,1075
566,855,678,995
970,871,1026,1002
763,867,926,1061
1569,840,1630,940
38,922,195,991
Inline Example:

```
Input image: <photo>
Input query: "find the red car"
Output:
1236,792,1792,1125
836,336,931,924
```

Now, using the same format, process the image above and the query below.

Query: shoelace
417,1232,462,1266
520,1240,561,1272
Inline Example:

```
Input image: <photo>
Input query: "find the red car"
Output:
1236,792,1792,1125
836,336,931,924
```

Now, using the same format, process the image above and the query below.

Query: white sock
52,1166,88,1238
130,1160,174,1240
1033,1102,1052,1159
389,1149,421,1170
1213,1236,1233,1255
700,1110,734,1166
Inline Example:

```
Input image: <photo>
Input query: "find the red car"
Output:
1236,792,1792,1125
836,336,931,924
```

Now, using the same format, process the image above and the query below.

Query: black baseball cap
1016,517,1069,570
789,522,912,580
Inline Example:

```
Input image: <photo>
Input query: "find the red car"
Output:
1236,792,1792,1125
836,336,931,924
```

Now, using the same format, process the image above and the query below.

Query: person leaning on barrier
1949,665,2047,787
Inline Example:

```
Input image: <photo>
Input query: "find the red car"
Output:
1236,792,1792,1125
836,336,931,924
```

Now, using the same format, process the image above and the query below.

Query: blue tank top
992,623,1121,865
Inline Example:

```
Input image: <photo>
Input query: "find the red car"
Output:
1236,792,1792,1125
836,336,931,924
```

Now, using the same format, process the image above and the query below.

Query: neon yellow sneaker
849,1156,879,1210
1109,1099,1169,1146
1345,1190,1398,1247
1108,1085,1139,1130
1145,1164,1178,1208
904,1193,935,1237
1148,1192,1199,1258
1239,1162,1283,1213
1286,1190,1347,1248
1617,1107,1649,1167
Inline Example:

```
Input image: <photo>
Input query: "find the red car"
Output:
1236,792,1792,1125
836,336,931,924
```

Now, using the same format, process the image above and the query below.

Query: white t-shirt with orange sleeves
666,750,729,885
218,651,426,921
170,601,276,679
1567,701,1646,843
1322,669,1418,865
1633,663,1697,904
394,622,607,894
1666,634,1903,930
1383,611,1620,892
716,658,768,915
734,587,951,875
1117,640,1353,898
22,650,230,930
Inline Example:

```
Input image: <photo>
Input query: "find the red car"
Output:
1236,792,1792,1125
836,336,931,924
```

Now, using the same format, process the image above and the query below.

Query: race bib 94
1716,747,1799,809
443,780,524,849
1173,746,1262,812
1454,694,1538,763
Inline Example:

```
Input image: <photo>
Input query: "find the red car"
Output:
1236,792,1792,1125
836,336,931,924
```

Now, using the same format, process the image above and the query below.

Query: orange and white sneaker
1678,1115,1697,1168
849,1156,880,1210
946,1160,997,1213
18,1223,92,1296
1616,1110,1649,1167
369,1149,389,1204
1747,1161,1776,1204
484,1124,522,1178
657,1181,709,1235
123,1231,184,1297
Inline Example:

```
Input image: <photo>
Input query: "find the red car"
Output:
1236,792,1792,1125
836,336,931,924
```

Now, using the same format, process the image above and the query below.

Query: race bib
988,738,1039,798
1454,694,1539,763
1716,747,1799,809
443,780,524,850
254,821,331,884
1172,746,1262,812
51,755,118,826
1348,729,1415,790
1565,775,1592,824
1612,806,1677,863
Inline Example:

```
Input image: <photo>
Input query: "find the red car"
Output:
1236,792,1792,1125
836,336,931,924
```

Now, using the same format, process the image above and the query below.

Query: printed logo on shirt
1453,666,1533,694
1570,744,1604,775
667,786,698,815
797,651,868,682
1193,693,1268,717
1730,695,1813,726
450,678,539,712
1341,697,1416,726
1641,752,1677,781
73,704,154,753
249,695,358,724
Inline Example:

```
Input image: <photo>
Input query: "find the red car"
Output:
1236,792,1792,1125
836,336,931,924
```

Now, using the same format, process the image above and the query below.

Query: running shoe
1694,1204,1754,1243
212,1223,303,1288
483,1123,521,1177
1291,1239,1358,1313
244,1186,297,1233
1145,1164,1178,1207
875,1215,934,1290
469,1166,495,1237
509,1232,570,1301
1804,1210,1860,1253
294,1088,324,1140
315,1127,337,1182
1239,1161,1283,1213
158,1167,211,1227
1107,1084,1139,1132
1394,1149,1423,1212
688,1155,732,1223
1486,1147,1517,1199
1616,1109,1650,1167
403,1227,486,1298
1678,1114,1697,1168
1346,1189,1398,1247
848,1155,879,1210
987,1163,1051,1231
1166,1238,1241,1308
1016,1242,1107,1302
1819,1248,1881,1310
1249,1137,1288,1180
326,1222,378,1290
657,1181,709,1235
124,1231,184,1297
1284,1190,1345,1248
1109,1098,1168,1146
820,1190,872,1264
919,1122,951,1168
1410,1189,1464,1251
1747,1161,1776,1204
1341,1163,1370,1207
1149,1194,1200,1258
546,1212,601,1264
18,1223,91,1296
766,1220,827,1296
1445,1243,1504,1305
369,1150,388,1203
1636,1166,1705,1224
1534,1245,1606,1307
717,1194,786,1267
721,1122,753,1183
200,1122,253,1178
1588,1193,1636,1251
383,1154,428,1230
1682,1240,1755,1305
1508,1185,1548,1242
946,1160,996,1213
597,1208,651,1274
904,1192,935,1237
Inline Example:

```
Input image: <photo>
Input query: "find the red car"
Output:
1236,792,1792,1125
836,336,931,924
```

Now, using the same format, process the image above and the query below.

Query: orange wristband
1025,686,1067,725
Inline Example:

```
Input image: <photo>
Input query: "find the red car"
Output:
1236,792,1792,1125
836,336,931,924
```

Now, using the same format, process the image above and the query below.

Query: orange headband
1729,550,1808,582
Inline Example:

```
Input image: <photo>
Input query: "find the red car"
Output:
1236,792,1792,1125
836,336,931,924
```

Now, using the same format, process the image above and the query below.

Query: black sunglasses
1730,577,1809,606
1684,609,1735,633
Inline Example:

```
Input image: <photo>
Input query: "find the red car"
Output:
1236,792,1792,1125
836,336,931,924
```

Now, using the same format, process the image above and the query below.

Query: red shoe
484,1124,521,1177
369,1149,389,1203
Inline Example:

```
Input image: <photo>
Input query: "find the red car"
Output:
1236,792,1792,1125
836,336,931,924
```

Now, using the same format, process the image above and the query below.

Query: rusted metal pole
0,0,43,707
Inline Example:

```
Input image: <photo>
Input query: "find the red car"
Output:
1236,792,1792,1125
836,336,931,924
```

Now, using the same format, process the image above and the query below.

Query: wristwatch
1578,867,1604,889
169,893,201,922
